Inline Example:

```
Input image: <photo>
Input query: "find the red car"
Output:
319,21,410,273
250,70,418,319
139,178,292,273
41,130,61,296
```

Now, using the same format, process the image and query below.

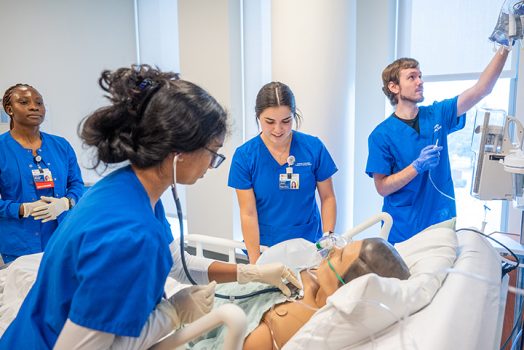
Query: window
405,0,513,74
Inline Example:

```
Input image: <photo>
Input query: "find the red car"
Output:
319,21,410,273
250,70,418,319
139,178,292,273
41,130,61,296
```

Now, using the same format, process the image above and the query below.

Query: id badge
279,173,300,190
32,168,55,190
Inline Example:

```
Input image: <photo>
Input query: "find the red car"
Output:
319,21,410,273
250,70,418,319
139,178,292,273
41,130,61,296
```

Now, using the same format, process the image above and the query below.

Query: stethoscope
171,156,281,300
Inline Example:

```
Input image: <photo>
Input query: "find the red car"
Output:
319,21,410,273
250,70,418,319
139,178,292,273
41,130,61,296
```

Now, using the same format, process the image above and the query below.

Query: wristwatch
67,197,76,209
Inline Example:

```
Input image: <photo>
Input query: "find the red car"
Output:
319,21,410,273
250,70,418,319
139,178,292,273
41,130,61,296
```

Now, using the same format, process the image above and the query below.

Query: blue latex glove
412,145,443,174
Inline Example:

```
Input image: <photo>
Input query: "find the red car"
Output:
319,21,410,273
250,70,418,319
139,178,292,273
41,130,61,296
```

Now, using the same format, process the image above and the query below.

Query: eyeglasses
205,147,226,169
327,258,346,285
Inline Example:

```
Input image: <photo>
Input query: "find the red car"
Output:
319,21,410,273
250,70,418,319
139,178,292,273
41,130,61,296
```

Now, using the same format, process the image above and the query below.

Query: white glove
167,281,216,328
21,200,47,218
237,263,302,297
31,196,70,223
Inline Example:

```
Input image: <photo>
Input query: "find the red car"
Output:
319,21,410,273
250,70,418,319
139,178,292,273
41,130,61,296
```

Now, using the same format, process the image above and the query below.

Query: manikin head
317,237,410,295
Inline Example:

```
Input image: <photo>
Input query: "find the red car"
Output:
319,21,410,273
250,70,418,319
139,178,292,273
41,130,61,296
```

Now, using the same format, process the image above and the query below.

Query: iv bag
489,0,524,47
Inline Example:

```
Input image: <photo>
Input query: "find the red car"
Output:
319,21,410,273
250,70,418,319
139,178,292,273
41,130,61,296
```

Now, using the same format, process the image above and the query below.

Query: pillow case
283,228,458,349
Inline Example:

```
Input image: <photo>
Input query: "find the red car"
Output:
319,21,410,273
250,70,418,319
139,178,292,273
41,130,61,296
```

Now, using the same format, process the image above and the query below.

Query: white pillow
283,228,458,350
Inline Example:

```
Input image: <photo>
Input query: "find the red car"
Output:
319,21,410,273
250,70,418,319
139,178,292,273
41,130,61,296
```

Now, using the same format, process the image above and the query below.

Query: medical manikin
181,236,410,350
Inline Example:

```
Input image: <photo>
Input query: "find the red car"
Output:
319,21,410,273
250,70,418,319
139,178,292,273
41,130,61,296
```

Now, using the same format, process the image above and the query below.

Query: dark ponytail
79,65,228,169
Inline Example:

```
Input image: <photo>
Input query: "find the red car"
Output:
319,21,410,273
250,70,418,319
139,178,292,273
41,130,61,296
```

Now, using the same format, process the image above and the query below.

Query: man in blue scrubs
366,47,510,243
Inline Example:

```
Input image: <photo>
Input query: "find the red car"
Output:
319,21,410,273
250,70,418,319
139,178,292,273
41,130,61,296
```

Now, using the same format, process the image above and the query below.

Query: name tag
32,168,55,190
279,173,300,190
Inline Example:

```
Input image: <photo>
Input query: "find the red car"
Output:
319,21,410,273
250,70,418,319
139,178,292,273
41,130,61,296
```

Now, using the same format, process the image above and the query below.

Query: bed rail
341,212,392,240
185,234,268,263
185,212,392,262
150,303,247,350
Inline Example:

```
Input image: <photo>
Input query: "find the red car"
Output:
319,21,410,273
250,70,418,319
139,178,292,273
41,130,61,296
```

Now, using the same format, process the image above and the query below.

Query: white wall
135,0,185,218
177,0,242,244
0,0,137,185
352,0,397,236
271,0,356,233
136,0,180,72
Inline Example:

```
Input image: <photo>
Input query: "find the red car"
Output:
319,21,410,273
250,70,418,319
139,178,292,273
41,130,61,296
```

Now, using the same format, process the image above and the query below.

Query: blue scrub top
0,131,84,258
228,131,338,247
365,97,465,244
0,166,174,349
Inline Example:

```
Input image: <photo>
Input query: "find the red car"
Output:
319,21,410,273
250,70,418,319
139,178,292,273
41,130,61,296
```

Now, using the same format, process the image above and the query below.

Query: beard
399,92,424,104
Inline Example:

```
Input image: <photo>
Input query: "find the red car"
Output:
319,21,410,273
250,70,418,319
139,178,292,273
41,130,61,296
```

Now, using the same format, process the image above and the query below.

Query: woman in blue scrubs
0,66,300,349
228,82,338,263
0,84,84,263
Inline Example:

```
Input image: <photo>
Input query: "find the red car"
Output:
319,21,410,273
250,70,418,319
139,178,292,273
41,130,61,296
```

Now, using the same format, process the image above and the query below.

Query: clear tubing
289,299,319,312
428,171,455,202
305,268,318,282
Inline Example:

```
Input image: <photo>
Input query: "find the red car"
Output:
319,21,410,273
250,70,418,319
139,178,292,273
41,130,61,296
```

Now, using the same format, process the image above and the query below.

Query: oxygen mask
315,233,348,260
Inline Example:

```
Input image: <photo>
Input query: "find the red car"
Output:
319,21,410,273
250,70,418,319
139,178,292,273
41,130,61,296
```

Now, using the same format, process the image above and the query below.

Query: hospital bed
0,213,508,350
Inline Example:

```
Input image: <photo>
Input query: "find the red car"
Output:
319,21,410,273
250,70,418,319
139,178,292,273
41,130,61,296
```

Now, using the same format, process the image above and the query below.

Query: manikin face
316,240,363,296
389,67,424,105
6,86,46,128
175,134,226,185
258,106,294,146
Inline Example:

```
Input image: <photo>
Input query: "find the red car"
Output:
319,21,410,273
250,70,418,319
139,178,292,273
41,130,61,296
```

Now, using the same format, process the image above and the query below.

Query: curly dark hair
79,65,228,169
